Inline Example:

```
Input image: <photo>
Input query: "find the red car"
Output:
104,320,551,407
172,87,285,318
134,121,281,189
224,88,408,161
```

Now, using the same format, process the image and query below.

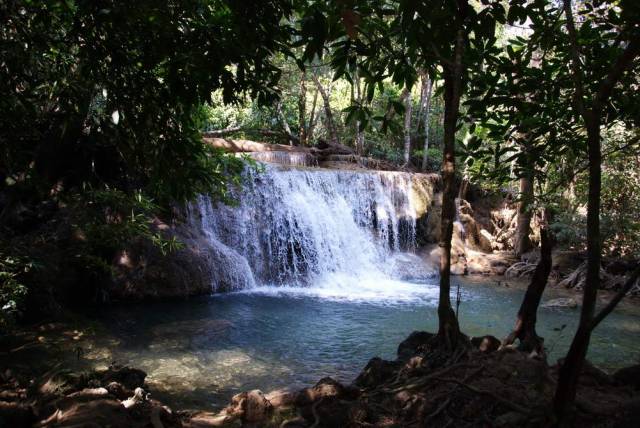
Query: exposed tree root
432,376,529,414
558,260,640,296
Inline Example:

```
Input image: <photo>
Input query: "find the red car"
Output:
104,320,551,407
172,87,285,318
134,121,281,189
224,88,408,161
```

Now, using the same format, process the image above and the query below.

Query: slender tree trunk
307,89,319,143
421,76,433,171
276,102,295,145
402,87,413,166
416,71,427,132
311,73,340,145
553,1,640,422
354,67,364,155
514,171,534,257
553,121,601,423
298,72,307,145
504,208,553,353
437,23,466,349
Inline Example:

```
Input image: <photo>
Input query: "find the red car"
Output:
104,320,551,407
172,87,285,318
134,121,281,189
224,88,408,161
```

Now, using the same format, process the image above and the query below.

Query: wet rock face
110,225,212,300
110,217,254,300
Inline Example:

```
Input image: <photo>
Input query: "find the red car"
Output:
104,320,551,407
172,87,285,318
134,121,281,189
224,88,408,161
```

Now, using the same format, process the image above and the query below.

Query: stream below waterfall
95,278,640,411
92,164,639,410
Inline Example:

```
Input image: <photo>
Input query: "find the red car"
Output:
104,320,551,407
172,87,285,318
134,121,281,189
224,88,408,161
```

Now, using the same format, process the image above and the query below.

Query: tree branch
590,264,640,331
562,0,587,118
594,37,640,112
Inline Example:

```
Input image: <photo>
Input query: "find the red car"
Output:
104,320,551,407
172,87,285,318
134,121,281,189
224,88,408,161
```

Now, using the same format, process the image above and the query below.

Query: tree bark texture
553,1,640,423
311,73,340,146
437,20,466,349
504,208,553,353
514,173,534,257
402,87,413,166
298,73,307,145
421,76,433,171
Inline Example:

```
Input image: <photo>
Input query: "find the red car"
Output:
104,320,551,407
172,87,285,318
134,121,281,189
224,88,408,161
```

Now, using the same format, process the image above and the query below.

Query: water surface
97,277,640,410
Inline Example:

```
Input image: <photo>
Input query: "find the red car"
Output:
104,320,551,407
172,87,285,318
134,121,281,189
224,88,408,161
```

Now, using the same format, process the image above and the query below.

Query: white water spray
190,164,437,300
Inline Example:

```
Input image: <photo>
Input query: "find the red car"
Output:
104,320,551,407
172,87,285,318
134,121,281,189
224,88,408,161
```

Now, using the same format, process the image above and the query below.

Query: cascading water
189,163,437,302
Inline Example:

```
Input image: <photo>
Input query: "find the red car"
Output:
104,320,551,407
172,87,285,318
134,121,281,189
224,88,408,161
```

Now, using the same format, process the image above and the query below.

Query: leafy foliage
0,0,293,319
0,252,35,328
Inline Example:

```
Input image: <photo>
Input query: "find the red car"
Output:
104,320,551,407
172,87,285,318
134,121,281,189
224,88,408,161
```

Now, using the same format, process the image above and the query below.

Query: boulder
98,365,147,390
613,364,640,389
228,389,273,424
186,411,230,428
111,218,254,299
105,381,130,400
295,378,358,407
39,398,133,427
355,358,401,388
471,335,501,353
397,331,435,362
37,370,86,399
478,229,494,253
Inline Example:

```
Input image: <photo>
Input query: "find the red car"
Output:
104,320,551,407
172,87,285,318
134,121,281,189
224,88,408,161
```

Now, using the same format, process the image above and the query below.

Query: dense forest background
198,15,639,260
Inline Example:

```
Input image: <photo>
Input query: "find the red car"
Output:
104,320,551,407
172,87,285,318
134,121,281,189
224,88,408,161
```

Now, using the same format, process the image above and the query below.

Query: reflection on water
96,277,640,410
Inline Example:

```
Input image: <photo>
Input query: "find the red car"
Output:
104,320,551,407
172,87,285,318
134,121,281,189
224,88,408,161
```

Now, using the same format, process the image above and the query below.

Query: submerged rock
542,297,578,309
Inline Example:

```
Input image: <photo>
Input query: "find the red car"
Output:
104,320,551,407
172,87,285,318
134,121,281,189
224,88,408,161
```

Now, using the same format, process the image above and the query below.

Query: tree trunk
311,73,340,146
421,76,433,171
298,72,307,145
553,1,640,422
354,68,364,155
553,121,601,423
514,172,534,257
402,87,413,166
437,24,466,350
307,89,319,143
503,208,553,353
276,102,295,145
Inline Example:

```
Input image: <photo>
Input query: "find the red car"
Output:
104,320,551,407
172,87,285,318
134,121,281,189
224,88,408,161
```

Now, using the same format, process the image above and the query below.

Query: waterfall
189,164,436,294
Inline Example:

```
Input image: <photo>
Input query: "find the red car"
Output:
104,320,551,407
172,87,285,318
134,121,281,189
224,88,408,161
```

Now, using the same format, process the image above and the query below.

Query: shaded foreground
1,326,639,428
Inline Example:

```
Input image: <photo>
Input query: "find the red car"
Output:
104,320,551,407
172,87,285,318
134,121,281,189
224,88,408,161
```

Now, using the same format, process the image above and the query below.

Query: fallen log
203,136,312,153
